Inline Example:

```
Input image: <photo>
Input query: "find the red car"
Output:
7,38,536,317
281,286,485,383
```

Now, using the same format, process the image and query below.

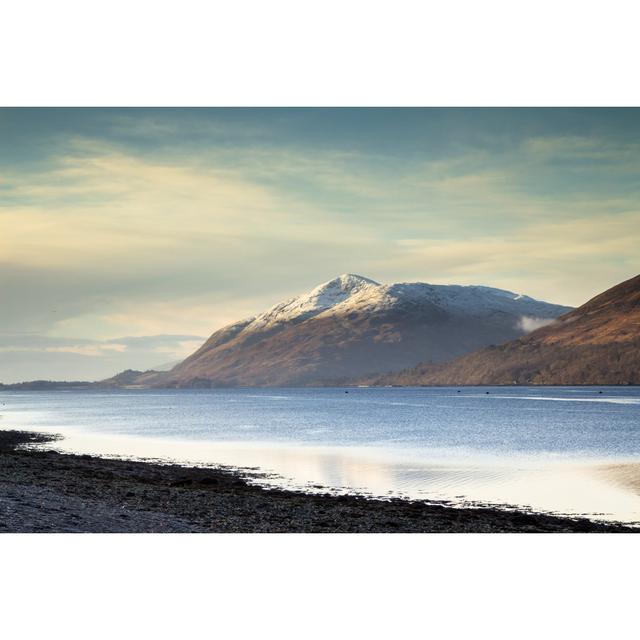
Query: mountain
0,380,94,391
150,359,182,372
375,274,640,386
98,369,164,388
124,274,571,388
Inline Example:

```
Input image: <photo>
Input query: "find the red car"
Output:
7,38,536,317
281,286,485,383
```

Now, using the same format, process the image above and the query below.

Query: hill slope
376,274,640,386
131,274,570,387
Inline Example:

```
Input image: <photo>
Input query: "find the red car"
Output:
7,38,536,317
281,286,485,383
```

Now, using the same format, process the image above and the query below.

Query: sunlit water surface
2,386,640,523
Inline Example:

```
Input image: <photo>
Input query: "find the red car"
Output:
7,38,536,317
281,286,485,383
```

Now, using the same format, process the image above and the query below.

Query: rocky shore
0,430,636,533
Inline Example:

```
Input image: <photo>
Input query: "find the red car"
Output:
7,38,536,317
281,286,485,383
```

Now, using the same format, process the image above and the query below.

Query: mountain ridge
121,274,571,388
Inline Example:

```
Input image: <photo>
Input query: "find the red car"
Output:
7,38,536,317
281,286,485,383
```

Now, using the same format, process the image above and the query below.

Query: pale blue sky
1,108,639,380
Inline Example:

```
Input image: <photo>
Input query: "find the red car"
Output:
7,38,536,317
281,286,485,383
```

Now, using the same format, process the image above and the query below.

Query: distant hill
110,273,571,388
0,371,161,391
98,369,163,388
0,380,94,391
372,274,640,386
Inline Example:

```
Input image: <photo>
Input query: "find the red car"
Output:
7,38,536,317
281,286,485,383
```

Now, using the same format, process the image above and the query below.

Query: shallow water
1,386,640,523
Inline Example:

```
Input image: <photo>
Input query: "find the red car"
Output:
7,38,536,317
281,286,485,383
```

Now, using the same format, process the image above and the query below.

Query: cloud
523,135,640,165
44,343,128,356
0,334,205,383
517,316,557,333
378,210,640,306
1,141,392,337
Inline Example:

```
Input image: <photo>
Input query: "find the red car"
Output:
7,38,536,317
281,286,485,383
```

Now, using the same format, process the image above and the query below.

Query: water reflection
28,429,640,525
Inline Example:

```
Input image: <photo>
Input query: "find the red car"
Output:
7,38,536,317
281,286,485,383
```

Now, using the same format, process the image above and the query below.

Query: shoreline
2,383,640,390
0,429,636,533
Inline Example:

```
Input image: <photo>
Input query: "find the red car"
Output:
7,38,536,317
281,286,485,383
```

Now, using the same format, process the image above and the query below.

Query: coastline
0,430,636,533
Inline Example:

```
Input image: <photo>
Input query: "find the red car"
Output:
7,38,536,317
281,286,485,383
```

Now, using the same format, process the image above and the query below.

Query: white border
1,534,638,639
2,0,640,106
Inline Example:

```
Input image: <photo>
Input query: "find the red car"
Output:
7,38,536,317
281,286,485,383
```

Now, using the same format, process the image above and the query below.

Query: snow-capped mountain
212,274,565,332
122,274,572,387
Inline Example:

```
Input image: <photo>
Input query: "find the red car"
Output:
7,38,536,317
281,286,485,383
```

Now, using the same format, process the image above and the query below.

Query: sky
1,107,639,382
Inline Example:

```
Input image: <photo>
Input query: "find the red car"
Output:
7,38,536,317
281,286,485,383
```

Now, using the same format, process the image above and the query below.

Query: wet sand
597,463,640,497
0,430,636,533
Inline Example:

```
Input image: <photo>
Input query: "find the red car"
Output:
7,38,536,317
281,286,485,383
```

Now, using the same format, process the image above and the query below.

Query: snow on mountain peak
309,273,379,298
246,274,380,331
241,275,570,334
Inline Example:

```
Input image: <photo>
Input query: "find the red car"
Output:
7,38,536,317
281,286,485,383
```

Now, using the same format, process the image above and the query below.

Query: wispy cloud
0,334,205,383
44,343,128,356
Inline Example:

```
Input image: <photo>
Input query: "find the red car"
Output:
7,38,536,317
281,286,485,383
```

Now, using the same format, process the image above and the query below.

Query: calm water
2,386,640,522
